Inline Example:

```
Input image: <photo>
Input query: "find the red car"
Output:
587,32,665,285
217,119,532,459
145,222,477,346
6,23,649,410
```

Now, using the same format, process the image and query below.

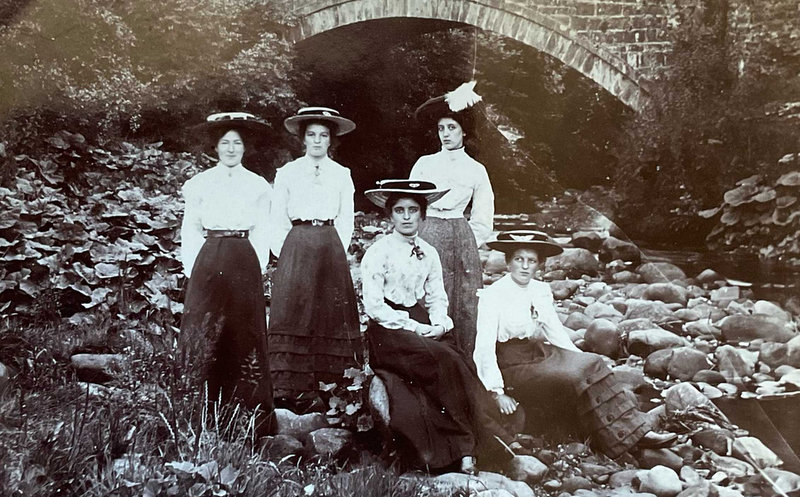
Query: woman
269,107,363,410
410,81,494,357
180,111,276,435
362,180,519,474
474,230,678,458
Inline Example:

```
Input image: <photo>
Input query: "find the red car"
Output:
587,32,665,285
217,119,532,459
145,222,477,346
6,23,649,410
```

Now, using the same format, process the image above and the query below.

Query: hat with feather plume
414,81,483,126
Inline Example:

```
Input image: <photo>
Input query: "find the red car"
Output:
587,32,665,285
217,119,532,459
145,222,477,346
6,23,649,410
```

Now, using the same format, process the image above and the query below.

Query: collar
390,230,419,245
214,163,245,177
439,146,469,160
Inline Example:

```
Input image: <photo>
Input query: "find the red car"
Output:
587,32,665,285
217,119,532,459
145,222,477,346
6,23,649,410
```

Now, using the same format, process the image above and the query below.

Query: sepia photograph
0,0,798,495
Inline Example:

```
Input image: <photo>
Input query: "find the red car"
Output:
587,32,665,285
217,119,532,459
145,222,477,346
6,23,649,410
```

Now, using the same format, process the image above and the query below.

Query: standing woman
410,81,494,356
180,112,276,435
269,107,363,410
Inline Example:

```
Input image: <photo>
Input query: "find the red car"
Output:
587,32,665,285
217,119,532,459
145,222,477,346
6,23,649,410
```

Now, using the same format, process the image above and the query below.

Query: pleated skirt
417,217,482,356
368,303,519,471
268,225,363,398
180,237,276,436
497,339,651,458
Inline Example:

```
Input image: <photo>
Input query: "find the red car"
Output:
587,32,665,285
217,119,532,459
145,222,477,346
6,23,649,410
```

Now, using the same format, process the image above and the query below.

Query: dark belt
291,219,333,227
204,229,249,238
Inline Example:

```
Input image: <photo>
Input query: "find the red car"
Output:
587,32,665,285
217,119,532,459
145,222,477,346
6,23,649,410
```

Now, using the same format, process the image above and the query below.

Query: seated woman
474,230,677,459
362,180,519,474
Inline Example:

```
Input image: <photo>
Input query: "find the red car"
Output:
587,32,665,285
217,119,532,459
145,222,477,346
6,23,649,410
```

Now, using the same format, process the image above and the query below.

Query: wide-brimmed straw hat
414,81,483,124
487,230,564,257
365,179,449,208
192,112,271,140
283,107,356,136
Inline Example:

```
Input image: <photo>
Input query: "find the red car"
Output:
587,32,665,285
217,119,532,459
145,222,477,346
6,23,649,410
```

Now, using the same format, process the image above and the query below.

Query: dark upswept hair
384,192,428,220
206,126,253,155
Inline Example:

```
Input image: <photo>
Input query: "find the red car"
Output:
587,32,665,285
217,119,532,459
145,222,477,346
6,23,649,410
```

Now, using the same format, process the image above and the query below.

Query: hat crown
206,112,261,122
296,107,341,117
376,179,437,191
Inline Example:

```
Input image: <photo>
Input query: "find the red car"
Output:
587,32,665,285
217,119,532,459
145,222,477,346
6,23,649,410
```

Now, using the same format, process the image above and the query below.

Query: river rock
686,302,727,323
565,312,594,331
664,383,725,420
585,319,622,358
644,349,674,379
618,318,659,333
572,231,605,252
433,471,535,497
719,314,795,343
550,280,581,300
608,469,641,488
732,437,782,468
584,281,611,298
683,321,721,339
606,258,628,274
599,236,641,264
691,428,735,455
612,364,647,391
307,427,353,456
673,308,702,322
709,286,740,306
692,370,726,384
666,347,712,381
759,342,789,368
637,262,687,284
613,270,644,284
507,455,548,484
695,268,725,286
676,483,712,497
70,353,129,383
628,329,687,356
625,300,676,323
784,334,800,367
753,300,792,323
484,250,508,275
561,475,593,493
585,302,624,321
715,345,754,384
264,434,304,459
706,452,755,479
546,248,602,277
275,409,328,441
639,465,682,497
637,449,683,471
759,468,800,495
643,283,689,306
0,361,11,395
575,295,597,307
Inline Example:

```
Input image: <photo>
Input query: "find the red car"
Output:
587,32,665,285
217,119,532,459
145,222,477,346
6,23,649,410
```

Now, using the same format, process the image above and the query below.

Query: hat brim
486,240,564,257
191,119,271,141
284,115,356,136
365,188,449,208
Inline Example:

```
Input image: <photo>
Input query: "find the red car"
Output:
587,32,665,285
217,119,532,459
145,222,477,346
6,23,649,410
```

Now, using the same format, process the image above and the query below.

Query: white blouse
270,155,355,257
474,274,579,394
409,147,495,246
180,164,272,278
361,231,454,332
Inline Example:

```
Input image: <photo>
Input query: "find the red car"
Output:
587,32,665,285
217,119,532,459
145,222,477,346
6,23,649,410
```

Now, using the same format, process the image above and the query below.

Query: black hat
192,112,270,140
365,179,449,208
283,107,356,136
414,81,483,124
487,230,564,257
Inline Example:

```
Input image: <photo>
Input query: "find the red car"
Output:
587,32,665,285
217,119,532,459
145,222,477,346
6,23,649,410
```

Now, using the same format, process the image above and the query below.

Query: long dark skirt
269,225,363,398
418,217,482,356
180,237,276,436
368,303,519,471
497,339,651,458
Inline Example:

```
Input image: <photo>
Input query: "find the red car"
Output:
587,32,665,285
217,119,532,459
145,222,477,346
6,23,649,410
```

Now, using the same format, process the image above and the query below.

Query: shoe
460,456,478,475
637,431,678,449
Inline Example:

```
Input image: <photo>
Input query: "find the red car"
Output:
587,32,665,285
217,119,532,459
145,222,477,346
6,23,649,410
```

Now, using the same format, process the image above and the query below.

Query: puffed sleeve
270,166,293,258
180,177,205,278
361,241,419,331
534,283,580,351
422,249,454,331
468,162,495,246
334,168,355,252
248,179,272,272
474,287,505,394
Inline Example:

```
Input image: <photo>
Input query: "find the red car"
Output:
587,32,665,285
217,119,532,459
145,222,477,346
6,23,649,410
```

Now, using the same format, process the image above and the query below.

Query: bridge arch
283,0,659,111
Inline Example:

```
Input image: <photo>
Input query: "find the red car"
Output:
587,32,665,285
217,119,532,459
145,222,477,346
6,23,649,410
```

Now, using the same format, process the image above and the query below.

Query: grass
0,317,452,497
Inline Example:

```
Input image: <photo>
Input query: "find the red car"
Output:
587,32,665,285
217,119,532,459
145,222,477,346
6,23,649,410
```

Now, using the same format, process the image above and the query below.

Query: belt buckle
311,219,323,227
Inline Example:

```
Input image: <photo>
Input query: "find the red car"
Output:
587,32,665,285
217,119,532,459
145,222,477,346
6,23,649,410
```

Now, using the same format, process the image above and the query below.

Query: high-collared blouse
270,155,355,257
474,274,579,394
409,147,495,246
180,164,272,278
361,230,454,332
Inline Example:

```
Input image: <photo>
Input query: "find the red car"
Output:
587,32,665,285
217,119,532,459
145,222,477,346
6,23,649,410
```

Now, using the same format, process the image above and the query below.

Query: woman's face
215,130,244,168
304,123,331,159
437,117,464,150
390,197,423,237
508,248,542,286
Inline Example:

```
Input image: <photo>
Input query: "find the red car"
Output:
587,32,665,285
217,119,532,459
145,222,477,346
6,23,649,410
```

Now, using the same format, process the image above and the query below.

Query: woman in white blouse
180,112,275,436
474,231,677,458
268,107,363,411
410,81,494,357
362,180,518,475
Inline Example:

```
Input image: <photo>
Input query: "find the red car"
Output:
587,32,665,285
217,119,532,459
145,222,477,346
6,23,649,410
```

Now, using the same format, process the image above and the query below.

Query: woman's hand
416,324,447,340
495,393,518,416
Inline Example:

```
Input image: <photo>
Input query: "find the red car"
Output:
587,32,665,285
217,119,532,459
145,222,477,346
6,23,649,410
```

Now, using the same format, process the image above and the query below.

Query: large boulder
571,230,604,252
307,427,353,456
584,302,624,322
549,280,580,300
638,465,682,497
598,236,641,264
719,314,795,343
715,345,755,384
584,319,622,358
666,347,713,381
628,329,688,356
613,270,644,284
637,262,687,284
507,455,548,484
545,248,602,277
275,409,328,441
643,283,688,306
564,312,594,331
625,299,677,323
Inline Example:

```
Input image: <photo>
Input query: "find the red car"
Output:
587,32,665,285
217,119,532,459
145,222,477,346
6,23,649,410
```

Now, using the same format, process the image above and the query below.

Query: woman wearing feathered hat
474,231,678,458
410,81,495,357
268,107,363,411
362,180,520,474
179,111,276,435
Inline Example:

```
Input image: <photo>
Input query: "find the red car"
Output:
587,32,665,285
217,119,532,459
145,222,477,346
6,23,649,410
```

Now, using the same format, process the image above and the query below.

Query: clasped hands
414,323,447,339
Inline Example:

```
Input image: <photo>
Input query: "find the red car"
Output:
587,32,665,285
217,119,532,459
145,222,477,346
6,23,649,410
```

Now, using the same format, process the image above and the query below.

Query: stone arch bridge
272,0,692,111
